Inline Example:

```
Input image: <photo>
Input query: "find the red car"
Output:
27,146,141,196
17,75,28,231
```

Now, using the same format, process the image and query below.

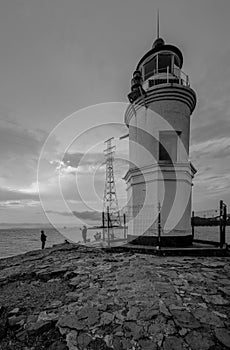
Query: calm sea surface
193,225,230,244
0,226,101,259
0,226,229,259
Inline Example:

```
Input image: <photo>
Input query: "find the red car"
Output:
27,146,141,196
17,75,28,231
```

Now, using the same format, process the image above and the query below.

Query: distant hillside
193,215,230,226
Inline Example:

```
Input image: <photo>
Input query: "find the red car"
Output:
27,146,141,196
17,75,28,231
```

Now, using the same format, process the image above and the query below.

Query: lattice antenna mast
103,137,121,227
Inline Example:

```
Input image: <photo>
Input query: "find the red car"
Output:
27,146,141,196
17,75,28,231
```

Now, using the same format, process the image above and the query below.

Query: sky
0,0,230,226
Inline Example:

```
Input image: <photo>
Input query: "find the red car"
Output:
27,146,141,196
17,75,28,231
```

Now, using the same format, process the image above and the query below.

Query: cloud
62,151,104,169
191,49,230,145
0,186,39,201
62,151,129,173
0,199,40,209
190,137,230,160
191,137,230,209
0,122,59,190
189,49,230,209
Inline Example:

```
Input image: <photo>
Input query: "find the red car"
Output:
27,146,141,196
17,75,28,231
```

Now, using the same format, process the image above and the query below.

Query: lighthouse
124,29,197,246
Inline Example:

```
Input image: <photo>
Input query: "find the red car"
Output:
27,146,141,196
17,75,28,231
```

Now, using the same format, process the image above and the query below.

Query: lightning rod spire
157,9,160,39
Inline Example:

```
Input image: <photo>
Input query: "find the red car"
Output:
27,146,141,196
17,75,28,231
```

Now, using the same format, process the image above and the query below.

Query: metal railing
192,201,229,247
144,66,190,88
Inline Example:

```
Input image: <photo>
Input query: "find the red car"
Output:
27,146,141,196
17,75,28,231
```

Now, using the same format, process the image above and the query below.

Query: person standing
80,225,87,243
40,230,47,249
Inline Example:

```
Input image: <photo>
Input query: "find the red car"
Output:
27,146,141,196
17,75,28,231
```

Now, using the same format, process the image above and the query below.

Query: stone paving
0,243,230,349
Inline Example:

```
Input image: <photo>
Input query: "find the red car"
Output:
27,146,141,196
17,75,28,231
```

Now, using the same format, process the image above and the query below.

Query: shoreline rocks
0,243,230,349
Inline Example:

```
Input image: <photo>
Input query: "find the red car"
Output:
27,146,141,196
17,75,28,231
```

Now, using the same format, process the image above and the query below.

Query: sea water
0,225,229,259
0,226,95,259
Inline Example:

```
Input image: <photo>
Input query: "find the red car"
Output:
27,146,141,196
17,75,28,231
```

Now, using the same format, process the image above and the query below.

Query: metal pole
158,202,161,249
220,200,224,248
102,212,105,241
223,204,227,247
107,206,110,248
186,75,189,86
166,66,169,83
191,210,195,240
123,213,126,239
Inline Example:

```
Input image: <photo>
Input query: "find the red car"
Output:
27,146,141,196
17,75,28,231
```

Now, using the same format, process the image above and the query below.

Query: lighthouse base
124,162,196,248
127,234,193,247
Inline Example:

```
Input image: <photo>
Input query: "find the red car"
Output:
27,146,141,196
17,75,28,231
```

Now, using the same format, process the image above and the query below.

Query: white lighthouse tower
124,28,197,246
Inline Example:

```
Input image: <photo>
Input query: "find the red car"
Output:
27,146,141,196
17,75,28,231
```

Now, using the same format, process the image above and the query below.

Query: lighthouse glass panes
142,52,180,81
159,131,178,162
158,53,173,73
143,56,157,80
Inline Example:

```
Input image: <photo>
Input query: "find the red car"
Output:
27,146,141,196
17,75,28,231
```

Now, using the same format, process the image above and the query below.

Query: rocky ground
0,243,230,350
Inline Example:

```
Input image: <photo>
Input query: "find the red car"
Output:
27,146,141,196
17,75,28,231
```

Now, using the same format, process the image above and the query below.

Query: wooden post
107,206,110,248
158,202,161,249
102,212,105,241
191,210,195,240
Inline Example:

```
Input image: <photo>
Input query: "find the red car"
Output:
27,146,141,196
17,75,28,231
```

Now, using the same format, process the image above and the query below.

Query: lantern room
134,37,190,91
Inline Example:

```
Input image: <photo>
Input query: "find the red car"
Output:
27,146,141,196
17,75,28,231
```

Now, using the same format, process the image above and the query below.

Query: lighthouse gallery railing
143,67,190,89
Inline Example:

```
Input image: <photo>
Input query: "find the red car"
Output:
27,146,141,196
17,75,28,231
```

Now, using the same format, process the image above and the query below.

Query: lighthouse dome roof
136,38,183,70
152,37,165,48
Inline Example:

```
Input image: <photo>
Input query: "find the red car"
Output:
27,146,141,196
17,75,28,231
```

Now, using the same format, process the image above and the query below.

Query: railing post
166,66,169,83
179,69,182,85
186,75,189,86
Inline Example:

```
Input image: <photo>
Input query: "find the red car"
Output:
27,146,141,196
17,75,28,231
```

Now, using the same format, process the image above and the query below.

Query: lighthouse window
158,53,172,73
143,56,157,80
159,131,178,162
173,55,180,68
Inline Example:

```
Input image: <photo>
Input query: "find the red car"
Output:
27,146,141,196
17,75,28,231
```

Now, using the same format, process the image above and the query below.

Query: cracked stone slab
170,309,201,329
194,307,225,327
185,330,215,350
202,294,229,305
163,336,187,350
215,328,230,348
57,315,87,331
138,339,158,350
100,312,114,325
26,320,53,336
